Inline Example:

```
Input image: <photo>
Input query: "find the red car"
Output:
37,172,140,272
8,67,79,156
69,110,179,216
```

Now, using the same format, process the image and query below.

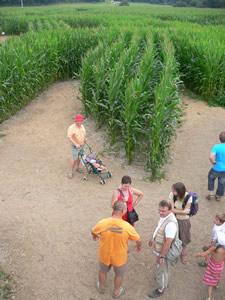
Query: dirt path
0,81,225,300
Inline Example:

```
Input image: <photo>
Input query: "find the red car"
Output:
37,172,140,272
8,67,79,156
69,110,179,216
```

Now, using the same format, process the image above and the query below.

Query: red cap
75,114,83,122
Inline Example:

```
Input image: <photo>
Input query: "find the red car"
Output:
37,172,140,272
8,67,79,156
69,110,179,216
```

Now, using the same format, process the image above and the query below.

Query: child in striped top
199,213,225,267
195,232,225,300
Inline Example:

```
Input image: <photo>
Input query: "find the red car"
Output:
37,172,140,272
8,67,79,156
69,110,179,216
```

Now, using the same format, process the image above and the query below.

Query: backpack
173,192,199,216
166,227,183,266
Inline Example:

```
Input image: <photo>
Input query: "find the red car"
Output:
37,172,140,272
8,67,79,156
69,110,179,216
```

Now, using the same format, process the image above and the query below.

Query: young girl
169,182,192,264
199,213,225,267
195,232,225,300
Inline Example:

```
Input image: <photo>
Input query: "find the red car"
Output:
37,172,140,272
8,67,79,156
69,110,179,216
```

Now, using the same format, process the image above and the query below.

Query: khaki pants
155,257,170,289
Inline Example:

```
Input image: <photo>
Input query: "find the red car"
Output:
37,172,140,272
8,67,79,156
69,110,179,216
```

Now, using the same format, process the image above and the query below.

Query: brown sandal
206,194,214,201
215,195,221,202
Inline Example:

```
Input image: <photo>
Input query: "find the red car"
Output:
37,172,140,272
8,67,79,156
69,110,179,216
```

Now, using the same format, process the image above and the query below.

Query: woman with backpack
169,182,192,264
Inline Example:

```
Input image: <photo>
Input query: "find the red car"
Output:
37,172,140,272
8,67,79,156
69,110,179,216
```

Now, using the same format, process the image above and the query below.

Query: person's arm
135,239,142,252
195,245,216,258
148,239,153,247
172,202,191,215
111,190,119,208
68,136,80,148
156,237,174,264
206,240,217,249
91,230,100,241
209,152,217,165
84,127,87,142
131,188,144,207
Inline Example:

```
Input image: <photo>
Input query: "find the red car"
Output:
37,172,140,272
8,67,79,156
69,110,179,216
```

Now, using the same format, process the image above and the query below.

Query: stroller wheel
100,179,105,185
107,172,112,178
83,176,88,181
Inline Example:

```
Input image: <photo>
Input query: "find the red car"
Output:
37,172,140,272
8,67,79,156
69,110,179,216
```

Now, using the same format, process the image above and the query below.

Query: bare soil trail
0,80,225,300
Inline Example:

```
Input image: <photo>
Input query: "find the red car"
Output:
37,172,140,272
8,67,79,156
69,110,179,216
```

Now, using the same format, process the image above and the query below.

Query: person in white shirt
199,213,225,267
148,200,177,298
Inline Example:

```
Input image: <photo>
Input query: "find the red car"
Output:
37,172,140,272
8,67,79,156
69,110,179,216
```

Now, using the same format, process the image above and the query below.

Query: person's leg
113,264,126,297
69,146,79,177
216,172,225,197
208,168,217,195
99,270,107,290
155,263,163,289
114,275,123,296
163,258,170,289
70,159,76,173
148,263,165,297
181,246,187,264
97,262,110,293
207,285,213,299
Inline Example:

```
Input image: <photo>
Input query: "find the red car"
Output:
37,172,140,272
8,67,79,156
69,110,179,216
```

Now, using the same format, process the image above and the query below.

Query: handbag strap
117,188,125,198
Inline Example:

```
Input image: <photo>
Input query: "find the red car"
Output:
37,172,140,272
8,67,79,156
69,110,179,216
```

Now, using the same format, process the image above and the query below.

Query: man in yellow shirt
67,114,87,179
91,200,142,299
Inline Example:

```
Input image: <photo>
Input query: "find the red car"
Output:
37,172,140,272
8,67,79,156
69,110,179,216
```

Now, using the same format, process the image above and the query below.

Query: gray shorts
71,145,84,161
99,262,127,276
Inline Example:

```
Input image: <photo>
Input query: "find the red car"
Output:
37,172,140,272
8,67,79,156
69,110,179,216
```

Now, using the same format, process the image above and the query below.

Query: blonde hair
216,213,225,223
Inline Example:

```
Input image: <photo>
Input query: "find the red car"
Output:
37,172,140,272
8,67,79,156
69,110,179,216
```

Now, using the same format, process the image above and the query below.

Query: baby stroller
79,143,112,184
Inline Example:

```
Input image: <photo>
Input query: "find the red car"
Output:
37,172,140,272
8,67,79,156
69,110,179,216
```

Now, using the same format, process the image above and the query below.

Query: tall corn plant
106,32,147,145
0,30,59,122
169,25,225,106
80,45,105,116
0,28,99,122
79,31,119,117
146,31,182,180
88,31,132,129
121,33,158,163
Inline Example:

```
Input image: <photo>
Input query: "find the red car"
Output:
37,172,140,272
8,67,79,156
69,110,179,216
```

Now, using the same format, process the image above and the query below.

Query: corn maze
0,4,224,179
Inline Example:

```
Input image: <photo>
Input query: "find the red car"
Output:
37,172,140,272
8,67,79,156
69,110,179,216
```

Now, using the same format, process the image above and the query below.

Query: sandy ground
0,79,225,300
0,36,9,43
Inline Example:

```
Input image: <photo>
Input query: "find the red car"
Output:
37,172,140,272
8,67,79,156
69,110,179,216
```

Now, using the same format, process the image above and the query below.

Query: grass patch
0,267,14,299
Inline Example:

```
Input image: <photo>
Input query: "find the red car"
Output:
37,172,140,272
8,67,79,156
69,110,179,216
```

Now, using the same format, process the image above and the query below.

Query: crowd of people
67,116,225,300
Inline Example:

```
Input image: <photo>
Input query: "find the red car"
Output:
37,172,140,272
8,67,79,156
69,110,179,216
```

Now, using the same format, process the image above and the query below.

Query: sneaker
68,172,73,179
148,289,164,298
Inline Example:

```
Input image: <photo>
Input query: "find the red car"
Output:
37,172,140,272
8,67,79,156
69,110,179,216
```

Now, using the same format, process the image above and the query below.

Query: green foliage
120,0,130,6
0,28,100,122
190,0,197,6
144,31,182,179
173,1,187,6
0,3,224,179
0,266,13,298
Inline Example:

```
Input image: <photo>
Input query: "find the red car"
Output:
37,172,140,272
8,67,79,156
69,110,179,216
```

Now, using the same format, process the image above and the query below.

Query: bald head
113,200,127,212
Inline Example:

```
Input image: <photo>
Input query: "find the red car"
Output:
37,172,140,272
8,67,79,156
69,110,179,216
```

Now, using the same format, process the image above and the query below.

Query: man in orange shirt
91,200,142,299
67,114,87,179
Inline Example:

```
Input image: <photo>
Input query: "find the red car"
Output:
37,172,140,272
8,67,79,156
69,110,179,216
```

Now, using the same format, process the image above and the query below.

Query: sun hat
217,232,225,246
75,114,83,122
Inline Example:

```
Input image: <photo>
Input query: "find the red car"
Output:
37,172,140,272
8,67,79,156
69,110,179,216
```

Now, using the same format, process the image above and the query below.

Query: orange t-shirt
67,124,86,145
92,217,140,266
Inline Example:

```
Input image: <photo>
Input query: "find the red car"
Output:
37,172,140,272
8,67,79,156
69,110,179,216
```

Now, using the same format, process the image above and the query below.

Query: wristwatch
159,256,165,258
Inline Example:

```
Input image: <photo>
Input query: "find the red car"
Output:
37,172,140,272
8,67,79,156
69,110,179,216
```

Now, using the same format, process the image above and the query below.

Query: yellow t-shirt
92,217,140,266
67,124,86,145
